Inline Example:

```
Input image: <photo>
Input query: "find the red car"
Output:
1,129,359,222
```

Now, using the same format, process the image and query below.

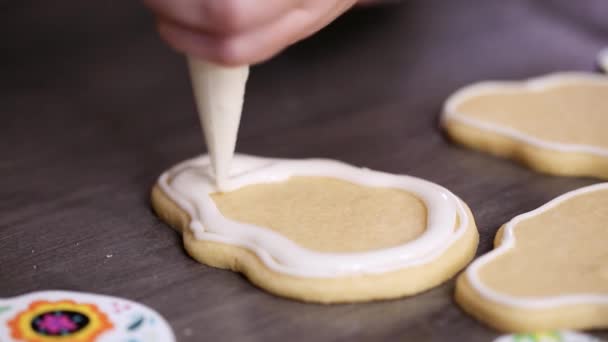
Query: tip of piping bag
214,177,230,193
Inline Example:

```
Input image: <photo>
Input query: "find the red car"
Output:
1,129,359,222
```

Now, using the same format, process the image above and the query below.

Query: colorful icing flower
514,332,561,342
8,300,113,342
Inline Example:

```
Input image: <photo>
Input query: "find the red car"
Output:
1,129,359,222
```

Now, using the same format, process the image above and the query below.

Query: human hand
143,0,362,66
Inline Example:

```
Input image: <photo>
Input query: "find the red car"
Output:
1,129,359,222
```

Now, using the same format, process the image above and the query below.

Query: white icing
442,72,608,157
466,182,608,308
188,57,249,190
599,48,608,73
159,155,469,278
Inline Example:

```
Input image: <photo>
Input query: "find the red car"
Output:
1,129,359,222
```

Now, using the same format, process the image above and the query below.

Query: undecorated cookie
441,72,608,179
455,183,608,332
152,155,479,303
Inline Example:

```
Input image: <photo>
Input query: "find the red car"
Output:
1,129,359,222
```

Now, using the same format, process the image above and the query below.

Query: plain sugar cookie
455,183,608,332
152,155,479,303
441,72,608,179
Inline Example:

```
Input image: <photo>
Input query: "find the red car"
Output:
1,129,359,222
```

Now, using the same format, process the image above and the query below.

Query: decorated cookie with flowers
0,290,174,342
494,331,603,342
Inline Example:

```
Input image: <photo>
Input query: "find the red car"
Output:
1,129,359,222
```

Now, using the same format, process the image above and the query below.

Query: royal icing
159,155,469,278
442,72,608,157
188,57,249,191
466,183,608,308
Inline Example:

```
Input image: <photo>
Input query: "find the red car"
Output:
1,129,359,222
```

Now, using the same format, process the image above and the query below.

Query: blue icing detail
127,315,145,331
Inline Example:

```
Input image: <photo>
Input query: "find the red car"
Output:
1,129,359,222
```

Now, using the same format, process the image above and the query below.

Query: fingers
297,0,358,40
157,9,312,65
151,0,358,65
143,0,301,35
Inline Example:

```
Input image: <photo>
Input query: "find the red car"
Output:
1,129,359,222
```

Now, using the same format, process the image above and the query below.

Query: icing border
158,155,470,278
442,72,608,157
466,182,608,309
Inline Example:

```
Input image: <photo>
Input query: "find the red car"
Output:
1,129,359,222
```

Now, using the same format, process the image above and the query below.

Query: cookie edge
455,268,608,332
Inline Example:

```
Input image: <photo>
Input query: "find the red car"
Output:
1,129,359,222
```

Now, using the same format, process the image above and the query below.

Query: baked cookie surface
456,183,608,332
152,155,478,303
442,73,608,179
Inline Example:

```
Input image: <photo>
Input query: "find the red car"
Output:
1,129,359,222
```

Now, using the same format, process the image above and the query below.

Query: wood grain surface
1,0,607,341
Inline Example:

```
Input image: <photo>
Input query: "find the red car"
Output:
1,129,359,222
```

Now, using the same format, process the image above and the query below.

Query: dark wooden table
2,1,607,341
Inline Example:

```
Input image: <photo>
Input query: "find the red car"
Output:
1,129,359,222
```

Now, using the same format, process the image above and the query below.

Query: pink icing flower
36,313,78,334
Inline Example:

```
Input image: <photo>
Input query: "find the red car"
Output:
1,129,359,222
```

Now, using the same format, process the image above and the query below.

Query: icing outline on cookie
159,155,470,278
442,72,608,157
466,183,608,309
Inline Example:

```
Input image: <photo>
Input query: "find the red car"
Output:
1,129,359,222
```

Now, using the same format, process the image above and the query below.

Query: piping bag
187,56,250,191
